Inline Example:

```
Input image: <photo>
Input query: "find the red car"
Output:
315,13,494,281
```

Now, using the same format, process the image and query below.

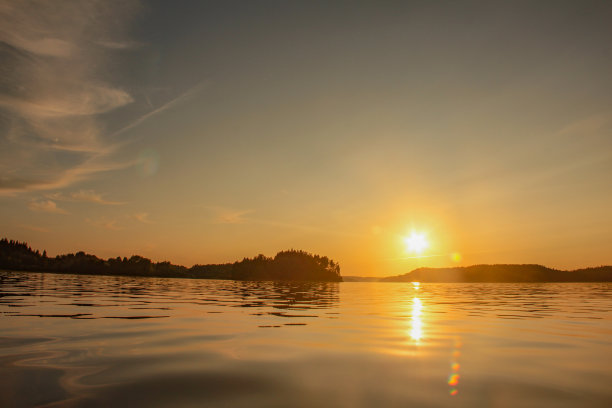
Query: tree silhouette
0,238,343,282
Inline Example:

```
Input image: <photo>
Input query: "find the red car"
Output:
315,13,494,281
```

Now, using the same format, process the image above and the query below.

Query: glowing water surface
1,271,611,407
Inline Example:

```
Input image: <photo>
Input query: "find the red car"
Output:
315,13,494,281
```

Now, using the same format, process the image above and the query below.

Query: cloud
558,113,610,136
248,218,367,239
70,190,123,205
28,200,68,214
204,205,366,238
0,1,209,197
86,218,123,231
207,207,254,224
0,157,139,196
109,80,210,141
0,86,133,118
20,224,50,233
0,0,140,195
132,212,153,224
96,39,142,50
6,37,74,57
86,213,154,231
48,189,124,205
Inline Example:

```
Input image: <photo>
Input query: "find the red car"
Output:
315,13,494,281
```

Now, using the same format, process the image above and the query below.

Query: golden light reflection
410,297,423,341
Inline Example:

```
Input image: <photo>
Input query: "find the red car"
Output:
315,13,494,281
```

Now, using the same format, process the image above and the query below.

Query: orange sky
1,1,611,276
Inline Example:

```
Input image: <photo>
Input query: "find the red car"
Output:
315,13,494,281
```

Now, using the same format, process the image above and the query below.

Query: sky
1,0,611,276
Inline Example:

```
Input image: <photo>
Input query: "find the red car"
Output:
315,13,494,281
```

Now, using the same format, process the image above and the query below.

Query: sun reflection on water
410,297,423,342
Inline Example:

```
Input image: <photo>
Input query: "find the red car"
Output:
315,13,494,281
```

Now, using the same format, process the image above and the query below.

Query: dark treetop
0,238,342,282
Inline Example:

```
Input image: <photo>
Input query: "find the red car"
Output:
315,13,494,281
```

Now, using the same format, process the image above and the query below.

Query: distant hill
0,238,342,282
380,264,612,283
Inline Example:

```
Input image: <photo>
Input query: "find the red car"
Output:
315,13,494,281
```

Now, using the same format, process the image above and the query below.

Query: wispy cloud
86,218,123,231
108,80,210,142
558,113,610,136
28,200,68,214
205,206,365,238
20,224,50,233
206,207,254,224
0,157,139,196
132,212,154,224
248,218,367,239
218,210,253,224
95,39,143,50
86,213,154,230
48,189,124,205
0,0,141,195
0,87,133,119
0,3,212,198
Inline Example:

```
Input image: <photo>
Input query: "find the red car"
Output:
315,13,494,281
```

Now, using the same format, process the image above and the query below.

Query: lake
1,271,611,407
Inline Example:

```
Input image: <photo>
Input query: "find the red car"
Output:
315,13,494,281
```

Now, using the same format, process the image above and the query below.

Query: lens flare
448,336,462,396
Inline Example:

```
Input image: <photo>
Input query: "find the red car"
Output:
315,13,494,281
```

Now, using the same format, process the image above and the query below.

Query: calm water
1,271,611,407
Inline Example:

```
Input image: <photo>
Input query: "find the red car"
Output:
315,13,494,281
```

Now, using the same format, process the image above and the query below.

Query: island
0,238,342,282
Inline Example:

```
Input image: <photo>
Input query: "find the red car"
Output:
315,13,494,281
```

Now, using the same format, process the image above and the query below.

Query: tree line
0,238,342,282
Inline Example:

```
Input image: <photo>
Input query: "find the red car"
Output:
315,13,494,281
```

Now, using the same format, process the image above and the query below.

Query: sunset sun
404,232,429,255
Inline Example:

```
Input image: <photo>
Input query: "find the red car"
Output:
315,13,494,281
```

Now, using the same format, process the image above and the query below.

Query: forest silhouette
0,238,342,282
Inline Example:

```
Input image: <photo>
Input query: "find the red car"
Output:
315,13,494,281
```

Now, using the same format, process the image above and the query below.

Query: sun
404,232,429,255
